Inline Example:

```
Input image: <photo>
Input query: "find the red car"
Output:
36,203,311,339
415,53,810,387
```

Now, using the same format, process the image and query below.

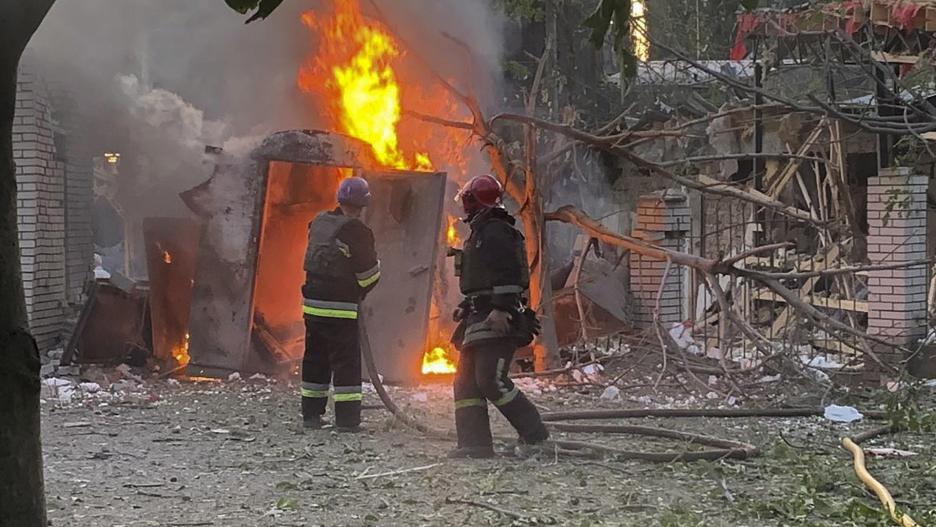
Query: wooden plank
753,290,869,313
768,244,841,337
870,51,921,64
767,121,827,199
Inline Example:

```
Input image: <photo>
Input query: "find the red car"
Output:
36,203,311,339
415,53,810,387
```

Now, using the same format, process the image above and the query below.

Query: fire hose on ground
842,425,919,527
359,318,919,523
360,317,757,461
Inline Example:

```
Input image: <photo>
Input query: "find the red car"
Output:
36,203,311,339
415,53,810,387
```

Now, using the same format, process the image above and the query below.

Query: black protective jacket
301,208,380,318
456,207,531,348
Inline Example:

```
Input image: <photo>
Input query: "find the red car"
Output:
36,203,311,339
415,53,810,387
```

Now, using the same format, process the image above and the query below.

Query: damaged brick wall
14,65,94,352
630,190,690,327
866,168,929,369
49,85,94,307
14,66,67,351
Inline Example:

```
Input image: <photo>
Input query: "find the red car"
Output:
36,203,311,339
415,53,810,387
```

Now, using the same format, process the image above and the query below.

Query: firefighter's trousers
452,339,549,448
301,316,362,428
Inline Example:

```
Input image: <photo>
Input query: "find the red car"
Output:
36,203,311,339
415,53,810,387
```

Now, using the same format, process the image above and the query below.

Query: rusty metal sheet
143,217,201,366
361,170,447,383
67,282,150,365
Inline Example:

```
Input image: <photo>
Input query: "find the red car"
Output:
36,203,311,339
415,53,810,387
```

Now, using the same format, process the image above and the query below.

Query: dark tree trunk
0,47,46,527
0,2,57,525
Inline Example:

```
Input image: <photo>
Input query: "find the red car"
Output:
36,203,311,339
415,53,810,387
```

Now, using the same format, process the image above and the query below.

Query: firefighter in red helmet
448,174,548,458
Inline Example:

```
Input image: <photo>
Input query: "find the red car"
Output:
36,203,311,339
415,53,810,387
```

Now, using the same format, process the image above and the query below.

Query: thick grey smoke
26,0,506,216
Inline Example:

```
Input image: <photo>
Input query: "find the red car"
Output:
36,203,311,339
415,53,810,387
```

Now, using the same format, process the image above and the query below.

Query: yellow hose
841,437,919,527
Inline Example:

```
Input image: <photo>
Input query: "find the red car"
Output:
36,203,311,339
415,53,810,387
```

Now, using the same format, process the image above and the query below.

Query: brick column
866,168,929,371
630,190,690,327
15,65,67,352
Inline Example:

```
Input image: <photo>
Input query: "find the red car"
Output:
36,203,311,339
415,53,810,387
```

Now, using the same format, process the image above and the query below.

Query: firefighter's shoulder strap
304,212,355,274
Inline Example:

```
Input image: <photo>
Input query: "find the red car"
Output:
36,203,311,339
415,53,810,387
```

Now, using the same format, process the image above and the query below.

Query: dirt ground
41,370,936,527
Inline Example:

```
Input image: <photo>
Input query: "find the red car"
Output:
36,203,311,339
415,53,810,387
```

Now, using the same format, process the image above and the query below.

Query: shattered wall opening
184,130,447,384
251,162,343,364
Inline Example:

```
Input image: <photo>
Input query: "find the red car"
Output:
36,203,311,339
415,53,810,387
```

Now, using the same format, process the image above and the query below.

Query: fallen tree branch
403,110,474,130
656,153,833,167
545,205,714,271
496,113,821,226
721,242,794,268
743,258,934,280
541,408,888,421
738,272,900,373
355,463,442,481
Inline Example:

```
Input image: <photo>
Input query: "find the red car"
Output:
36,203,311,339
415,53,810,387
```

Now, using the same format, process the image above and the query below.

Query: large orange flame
298,1,430,170
299,0,460,376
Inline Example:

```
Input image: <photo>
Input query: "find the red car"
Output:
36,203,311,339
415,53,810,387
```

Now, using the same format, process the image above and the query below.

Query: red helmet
457,174,503,215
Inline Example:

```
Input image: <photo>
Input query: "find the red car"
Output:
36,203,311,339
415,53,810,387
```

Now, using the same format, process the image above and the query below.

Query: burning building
178,129,447,383
172,0,470,382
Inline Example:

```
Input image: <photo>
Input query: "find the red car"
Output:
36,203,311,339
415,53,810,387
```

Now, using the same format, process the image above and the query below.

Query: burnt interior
250,161,344,364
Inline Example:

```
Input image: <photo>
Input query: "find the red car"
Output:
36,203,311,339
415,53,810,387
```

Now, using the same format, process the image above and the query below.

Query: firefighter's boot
450,402,495,459
494,391,549,445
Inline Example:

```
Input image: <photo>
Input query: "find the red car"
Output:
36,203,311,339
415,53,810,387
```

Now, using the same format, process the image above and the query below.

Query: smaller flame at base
173,332,190,368
422,346,456,375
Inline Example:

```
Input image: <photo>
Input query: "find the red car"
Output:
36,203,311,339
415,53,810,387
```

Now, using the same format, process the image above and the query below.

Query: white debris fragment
411,392,428,403
705,391,719,400
757,375,781,384
580,363,603,377
823,404,863,423
248,373,269,382
227,372,241,382
925,379,936,389
599,386,621,401
41,378,77,403
167,378,181,387
669,321,702,356
79,382,101,394
803,355,843,370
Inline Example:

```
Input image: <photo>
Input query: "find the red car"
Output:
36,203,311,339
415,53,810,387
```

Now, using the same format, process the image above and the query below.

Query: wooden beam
753,289,869,313
768,244,841,336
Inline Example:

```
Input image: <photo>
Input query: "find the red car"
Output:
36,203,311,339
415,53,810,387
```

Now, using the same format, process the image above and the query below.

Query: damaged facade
14,62,94,353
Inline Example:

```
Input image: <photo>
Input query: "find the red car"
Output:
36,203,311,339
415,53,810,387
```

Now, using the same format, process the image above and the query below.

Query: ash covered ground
40,364,936,527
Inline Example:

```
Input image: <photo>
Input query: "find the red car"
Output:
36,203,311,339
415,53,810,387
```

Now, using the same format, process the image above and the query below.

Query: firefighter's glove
453,307,465,322
484,309,512,334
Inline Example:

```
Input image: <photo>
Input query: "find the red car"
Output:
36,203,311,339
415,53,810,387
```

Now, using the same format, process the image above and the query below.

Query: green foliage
886,379,936,433
582,0,637,80
892,135,928,167
225,0,284,23
881,187,912,227
493,0,545,20
275,496,299,510
504,60,532,82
